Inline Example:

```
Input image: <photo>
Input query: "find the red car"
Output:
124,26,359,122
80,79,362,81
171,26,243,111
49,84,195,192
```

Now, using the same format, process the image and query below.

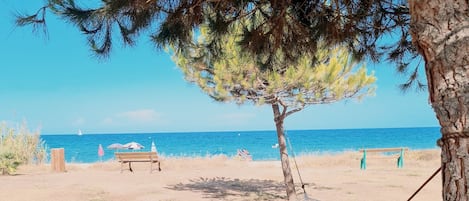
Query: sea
40,127,441,163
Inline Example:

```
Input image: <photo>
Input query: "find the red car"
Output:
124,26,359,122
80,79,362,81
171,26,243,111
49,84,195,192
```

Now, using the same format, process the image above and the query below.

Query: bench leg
129,162,133,172
150,162,162,173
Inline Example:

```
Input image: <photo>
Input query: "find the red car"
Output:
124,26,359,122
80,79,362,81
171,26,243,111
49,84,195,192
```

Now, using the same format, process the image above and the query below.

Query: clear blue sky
0,1,438,134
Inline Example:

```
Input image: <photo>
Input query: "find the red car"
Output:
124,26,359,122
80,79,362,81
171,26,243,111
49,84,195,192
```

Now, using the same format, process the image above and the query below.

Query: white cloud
101,117,113,125
72,117,85,126
218,112,256,125
98,109,168,132
117,109,161,123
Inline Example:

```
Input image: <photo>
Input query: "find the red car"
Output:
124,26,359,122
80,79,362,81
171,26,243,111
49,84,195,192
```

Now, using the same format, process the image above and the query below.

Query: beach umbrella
98,144,105,156
124,142,145,150
98,144,104,161
151,141,157,153
107,143,125,150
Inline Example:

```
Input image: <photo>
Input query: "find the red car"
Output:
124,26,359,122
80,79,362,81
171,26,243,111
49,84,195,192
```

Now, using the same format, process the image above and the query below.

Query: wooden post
51,148,66,172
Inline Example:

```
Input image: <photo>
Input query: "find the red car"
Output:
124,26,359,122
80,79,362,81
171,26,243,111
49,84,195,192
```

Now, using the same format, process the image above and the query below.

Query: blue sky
0,1,438,134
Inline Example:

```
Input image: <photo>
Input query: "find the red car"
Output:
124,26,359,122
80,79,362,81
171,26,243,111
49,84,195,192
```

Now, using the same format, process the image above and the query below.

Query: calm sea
41,127,441,163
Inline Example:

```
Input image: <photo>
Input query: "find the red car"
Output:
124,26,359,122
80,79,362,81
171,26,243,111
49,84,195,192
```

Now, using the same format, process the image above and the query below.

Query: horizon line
41,126,440,135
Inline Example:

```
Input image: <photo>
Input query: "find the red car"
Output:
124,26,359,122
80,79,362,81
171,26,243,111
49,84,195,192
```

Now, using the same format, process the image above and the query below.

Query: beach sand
0,149,441,201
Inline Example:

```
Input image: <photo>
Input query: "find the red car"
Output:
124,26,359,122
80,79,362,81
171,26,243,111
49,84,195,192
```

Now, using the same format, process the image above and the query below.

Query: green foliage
0,123,47,175
16,0,422,89
0,152,21,175
174,22,376,114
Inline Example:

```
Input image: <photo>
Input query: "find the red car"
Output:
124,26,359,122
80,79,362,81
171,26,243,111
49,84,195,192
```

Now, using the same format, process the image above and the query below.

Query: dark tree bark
409,0,469,200
271,103,297,201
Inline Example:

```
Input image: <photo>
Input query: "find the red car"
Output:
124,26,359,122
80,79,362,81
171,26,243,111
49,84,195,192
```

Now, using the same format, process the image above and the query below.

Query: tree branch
285,103,305,117
278,99,288,118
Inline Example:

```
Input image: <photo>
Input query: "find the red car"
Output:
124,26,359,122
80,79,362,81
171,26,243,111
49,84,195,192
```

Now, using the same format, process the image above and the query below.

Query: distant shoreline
51,148,441,165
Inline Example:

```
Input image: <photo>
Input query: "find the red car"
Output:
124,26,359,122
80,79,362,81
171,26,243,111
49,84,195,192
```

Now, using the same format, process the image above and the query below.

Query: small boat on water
272,143,279,148
78,129,83,136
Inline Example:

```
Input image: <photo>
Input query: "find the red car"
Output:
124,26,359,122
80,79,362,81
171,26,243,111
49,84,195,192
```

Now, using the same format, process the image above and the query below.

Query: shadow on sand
167,177,288,200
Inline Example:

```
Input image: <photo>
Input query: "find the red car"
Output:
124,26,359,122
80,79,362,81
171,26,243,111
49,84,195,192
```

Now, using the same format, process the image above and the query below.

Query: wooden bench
358,147,409,170
115,152,161,173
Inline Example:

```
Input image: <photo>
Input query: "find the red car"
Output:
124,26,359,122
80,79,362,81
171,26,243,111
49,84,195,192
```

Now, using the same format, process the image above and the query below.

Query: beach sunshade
151,141,157,153
98,144,104,157
124,142,145,150
107,143,125,150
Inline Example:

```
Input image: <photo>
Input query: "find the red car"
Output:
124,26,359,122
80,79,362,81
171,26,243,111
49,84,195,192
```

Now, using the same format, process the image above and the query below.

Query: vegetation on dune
0,123,47,175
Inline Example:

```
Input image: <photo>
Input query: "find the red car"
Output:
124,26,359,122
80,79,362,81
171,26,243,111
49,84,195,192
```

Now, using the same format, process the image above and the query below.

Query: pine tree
173,22,375,200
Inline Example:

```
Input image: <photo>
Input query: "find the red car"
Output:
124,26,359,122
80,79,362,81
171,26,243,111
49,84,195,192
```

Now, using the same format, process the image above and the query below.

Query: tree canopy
16,0,421,89
174,22,376,113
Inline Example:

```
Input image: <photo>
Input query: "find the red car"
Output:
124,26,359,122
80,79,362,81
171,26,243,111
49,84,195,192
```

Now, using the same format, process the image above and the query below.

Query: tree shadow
167,177,324,200
167,177,288,200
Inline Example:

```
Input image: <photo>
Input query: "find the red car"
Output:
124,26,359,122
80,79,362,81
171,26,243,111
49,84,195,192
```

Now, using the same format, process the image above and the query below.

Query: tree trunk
271,103,298,201
409,1,469,200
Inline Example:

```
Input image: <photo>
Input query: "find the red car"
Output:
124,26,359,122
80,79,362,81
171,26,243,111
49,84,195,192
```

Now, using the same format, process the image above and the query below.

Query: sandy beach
0,149,441,201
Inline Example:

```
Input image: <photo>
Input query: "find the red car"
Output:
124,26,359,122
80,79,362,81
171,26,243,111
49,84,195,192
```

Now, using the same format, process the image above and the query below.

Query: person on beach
237,148,252,161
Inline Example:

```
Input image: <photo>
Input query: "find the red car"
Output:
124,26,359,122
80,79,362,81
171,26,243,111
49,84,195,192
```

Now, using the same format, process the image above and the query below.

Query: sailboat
78,129,83,136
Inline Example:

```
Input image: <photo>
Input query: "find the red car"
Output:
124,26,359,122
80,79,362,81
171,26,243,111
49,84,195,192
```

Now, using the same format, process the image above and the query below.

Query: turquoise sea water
41,127,440,163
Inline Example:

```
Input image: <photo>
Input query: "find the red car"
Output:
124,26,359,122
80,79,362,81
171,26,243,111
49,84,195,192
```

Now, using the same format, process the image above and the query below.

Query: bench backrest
115,152,159,162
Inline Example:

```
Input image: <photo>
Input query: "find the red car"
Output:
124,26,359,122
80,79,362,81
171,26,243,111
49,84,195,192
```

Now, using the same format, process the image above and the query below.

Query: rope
420,131,466,200
286,133,307,194
437,131,469,147
407,167,441,201
439,131,469,141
